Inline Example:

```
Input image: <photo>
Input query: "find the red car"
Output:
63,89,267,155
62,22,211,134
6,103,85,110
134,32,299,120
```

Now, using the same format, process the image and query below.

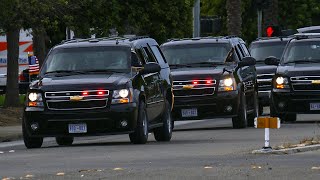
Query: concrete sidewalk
0,125,22,142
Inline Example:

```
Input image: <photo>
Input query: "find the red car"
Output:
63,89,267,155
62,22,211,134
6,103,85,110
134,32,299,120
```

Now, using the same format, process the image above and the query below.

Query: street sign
254,117,280,129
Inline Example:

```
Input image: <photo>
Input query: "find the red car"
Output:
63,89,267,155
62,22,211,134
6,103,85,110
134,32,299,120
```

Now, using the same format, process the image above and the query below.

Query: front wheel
247,92,259,127
22,117,43,149
129,101,148,144
232,92,247,129
56,137,74,146
154,100,173,142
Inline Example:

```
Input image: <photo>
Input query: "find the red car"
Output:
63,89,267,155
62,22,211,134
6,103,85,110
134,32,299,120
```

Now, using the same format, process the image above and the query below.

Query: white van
0,29,33,94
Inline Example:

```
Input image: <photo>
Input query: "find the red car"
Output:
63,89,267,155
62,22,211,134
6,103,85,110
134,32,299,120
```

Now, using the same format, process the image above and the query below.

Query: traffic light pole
193,0,200,37
257,9,262,37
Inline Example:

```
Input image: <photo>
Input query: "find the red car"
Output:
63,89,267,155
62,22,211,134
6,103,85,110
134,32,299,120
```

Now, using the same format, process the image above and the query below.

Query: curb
252,144,320,155
0,134,22,143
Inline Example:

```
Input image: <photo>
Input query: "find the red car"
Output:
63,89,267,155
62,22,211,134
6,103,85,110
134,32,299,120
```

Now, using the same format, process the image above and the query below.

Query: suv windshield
162,43,231,66
249,41,288,62
41,46,131,75
282,40,320,64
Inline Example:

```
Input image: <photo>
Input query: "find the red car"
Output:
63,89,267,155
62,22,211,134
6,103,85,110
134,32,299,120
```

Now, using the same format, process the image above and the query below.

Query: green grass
0,94,26,106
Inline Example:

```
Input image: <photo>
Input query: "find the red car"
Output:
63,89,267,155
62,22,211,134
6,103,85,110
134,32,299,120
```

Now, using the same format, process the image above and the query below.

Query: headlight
27,92,43,107
112,88,132,104
28,92,43,102
274,76,289,89
219,77,235,91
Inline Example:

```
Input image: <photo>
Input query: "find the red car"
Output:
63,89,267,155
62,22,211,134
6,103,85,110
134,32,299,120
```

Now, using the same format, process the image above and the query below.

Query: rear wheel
22,117,43,149
129,101,148,144
232,92,247,129
56,137,74,146
154,100,173,142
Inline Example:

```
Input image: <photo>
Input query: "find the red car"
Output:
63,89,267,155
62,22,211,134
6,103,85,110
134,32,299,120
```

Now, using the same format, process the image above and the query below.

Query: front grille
257,74,274,91
291,76,320,91
45,90,109,110
173,80,216,97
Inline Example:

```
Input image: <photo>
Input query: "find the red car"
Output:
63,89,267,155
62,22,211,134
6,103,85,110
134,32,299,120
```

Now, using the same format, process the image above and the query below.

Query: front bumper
172,91,239,120
258,90,271,106
24,103,138,137
271,90,320,114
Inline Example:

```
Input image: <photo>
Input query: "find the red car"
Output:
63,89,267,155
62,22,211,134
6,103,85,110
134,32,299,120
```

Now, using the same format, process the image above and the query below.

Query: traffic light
265,25,281,37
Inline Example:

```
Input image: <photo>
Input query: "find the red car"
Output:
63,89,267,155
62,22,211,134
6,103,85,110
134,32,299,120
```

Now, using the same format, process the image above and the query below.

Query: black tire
154,100,173,142
129,101,148,144
247,92,259,127
232,92,247,129
280,114,297,123
22,117,43,149
259,105,263,115
56,137,74,146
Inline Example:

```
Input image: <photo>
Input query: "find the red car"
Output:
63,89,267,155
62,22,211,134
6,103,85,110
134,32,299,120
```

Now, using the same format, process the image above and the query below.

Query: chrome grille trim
291,76,320,91
45,90,109,110
173,80,216,97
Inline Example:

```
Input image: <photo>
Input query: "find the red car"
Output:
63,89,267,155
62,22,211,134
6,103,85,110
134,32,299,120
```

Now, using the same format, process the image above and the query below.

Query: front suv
23,36,174,148
267,33,320,122
249,37,290,115
161,36,258,128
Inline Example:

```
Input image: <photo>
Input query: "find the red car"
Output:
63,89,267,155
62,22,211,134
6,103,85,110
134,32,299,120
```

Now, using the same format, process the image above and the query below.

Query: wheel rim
243,94,247,121
142,112,148,136
167,108,172,133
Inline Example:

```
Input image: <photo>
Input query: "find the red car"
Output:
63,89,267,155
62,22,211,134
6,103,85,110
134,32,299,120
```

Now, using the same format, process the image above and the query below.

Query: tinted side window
237,44,246,58
143,47,157,63
234,45,243,60
240,44,250,56
150,45,167,66
136,48,147,65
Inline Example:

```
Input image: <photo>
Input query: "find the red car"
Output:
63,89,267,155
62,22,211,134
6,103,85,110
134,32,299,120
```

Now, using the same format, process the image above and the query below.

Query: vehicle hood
170,66,230,81
255,63,277,75
277,63,320,77
32,73,131,91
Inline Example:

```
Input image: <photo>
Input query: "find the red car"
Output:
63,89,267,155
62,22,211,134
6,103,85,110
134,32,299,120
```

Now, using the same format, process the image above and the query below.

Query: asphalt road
0,114,320,179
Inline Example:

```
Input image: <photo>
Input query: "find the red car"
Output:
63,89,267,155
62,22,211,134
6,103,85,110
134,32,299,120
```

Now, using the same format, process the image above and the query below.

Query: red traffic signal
266,26,281,37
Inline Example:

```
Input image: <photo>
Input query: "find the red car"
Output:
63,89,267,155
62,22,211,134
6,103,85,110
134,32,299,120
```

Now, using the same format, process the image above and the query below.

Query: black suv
266,33,320,122
23,36,174,148
249,37,290,114
161,36,257,128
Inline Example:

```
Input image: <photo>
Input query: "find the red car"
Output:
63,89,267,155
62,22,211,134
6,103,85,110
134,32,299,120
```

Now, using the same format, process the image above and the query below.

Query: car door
139,46,164,123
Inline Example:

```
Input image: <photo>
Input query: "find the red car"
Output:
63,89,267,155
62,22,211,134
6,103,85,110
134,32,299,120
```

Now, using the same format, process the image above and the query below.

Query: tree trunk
4,28,20,107
226,0,242,36
263,0,279,35
32,28,47,67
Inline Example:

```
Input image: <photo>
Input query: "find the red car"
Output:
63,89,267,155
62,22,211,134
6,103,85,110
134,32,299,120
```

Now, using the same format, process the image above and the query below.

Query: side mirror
238,57,256,67
264,56,280,66
140,62,161,75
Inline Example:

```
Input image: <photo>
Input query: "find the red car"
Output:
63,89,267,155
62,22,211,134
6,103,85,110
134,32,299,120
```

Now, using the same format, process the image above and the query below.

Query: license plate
181,108,198,117
310,103,320,110
68,124,87,133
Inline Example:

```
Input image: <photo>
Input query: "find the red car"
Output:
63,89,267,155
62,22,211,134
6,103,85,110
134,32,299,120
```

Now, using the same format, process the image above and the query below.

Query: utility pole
256,0,263,38
193,0,200,37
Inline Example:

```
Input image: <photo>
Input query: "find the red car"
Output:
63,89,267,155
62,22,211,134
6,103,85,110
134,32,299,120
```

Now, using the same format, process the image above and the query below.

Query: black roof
161,36,245,47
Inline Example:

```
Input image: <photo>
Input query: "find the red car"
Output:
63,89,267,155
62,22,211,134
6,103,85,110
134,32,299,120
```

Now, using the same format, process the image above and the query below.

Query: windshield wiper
187,62,224,66
169,64,193,68
83,69,124,73
285,59,320,64
44,70,87,75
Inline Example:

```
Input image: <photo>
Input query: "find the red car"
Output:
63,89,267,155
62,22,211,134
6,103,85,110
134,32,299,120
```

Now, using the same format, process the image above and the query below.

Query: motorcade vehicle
161,36,257,128
23,36,174,148
249,37,290,114
266,33,320,122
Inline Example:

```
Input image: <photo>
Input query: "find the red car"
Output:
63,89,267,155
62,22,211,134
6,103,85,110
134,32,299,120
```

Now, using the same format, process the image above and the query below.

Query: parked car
249,37,290,114
161,36,257,128
266,33,320,122
23,36,174,148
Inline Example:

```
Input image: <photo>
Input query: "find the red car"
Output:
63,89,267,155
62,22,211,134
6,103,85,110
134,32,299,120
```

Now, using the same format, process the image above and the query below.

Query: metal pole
264,128,270,148
193,0,200,37
257,10,262,37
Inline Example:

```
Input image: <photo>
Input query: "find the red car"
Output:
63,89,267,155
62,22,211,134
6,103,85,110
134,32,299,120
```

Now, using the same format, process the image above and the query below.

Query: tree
226,0,242,36
0,0,24,107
